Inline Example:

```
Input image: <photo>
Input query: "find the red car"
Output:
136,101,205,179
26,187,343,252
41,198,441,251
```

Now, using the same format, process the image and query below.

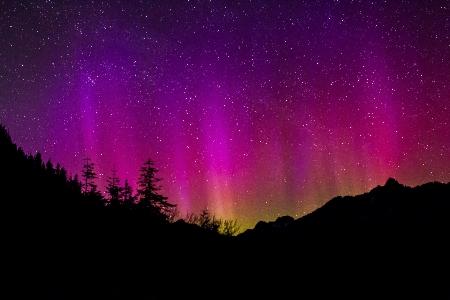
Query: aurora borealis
1,1,449,229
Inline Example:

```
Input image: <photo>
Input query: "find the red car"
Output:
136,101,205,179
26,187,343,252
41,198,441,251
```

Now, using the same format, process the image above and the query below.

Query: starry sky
1,1,449,229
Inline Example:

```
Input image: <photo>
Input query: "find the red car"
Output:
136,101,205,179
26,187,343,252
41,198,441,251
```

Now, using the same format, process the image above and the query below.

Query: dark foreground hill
236,178,450,298
1,125,450,299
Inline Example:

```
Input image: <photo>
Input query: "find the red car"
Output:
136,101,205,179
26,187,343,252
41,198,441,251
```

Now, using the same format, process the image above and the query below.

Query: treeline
78,155,175,221
0,124,239,235
169,208,241,236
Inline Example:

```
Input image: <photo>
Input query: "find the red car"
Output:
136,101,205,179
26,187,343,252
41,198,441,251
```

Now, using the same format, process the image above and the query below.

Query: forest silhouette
1,124,450,299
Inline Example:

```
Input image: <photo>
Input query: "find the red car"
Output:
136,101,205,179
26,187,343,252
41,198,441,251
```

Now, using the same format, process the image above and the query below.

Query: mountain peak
384,177,400,188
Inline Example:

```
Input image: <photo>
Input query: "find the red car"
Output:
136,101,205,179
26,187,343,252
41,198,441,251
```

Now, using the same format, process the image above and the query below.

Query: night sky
1,1,449,229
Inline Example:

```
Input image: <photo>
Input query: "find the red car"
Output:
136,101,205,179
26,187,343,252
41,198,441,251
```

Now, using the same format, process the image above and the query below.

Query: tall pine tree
106,164,122,206
121,179,135,208
81,156,97,195
136,158,174,217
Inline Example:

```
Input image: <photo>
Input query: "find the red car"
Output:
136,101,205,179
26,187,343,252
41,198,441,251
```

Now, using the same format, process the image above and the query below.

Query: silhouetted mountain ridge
241,177,450,239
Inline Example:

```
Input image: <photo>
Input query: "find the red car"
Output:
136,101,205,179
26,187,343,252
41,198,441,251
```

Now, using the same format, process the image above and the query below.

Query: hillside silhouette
241,177,450,239
1,124,450,299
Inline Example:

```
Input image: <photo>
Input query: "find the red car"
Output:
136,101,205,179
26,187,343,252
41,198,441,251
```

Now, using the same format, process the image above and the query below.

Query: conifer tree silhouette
69,174,82,194
121,179,135,208
34,152,44,170
136,158,175,216
106,164,123,206
81,157,98,196
45,159,54,175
